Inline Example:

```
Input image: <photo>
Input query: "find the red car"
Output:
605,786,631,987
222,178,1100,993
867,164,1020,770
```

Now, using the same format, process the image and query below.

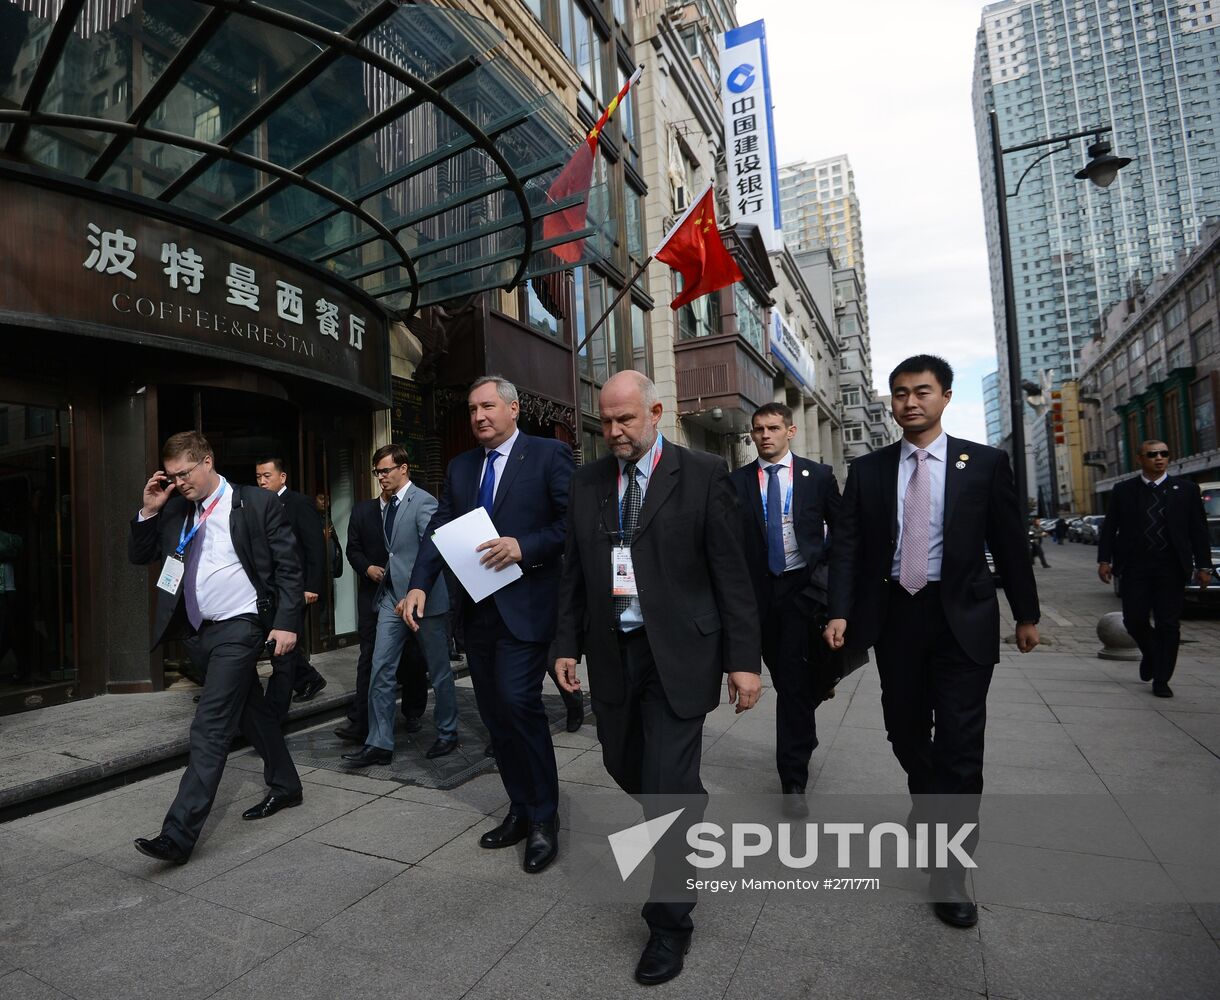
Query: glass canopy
0,0,613,317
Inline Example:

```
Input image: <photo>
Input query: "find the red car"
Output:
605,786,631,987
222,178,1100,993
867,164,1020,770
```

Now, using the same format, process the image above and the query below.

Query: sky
735,0,996,442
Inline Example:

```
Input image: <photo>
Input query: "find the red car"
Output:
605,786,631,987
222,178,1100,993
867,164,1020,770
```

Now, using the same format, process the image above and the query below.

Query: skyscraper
973,0,1220,447
779,155,868,305
982,370,1004,446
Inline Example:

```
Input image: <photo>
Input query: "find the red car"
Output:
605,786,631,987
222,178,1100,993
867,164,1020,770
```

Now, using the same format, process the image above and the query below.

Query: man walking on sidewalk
1097,440,1213,698
129,432,304,865
824,355,1040,929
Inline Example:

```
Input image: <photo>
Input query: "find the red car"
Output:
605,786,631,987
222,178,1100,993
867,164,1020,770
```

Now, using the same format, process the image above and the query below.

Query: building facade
973,0,1220,503
1079,221,1220,506
779,155,868,305
983,369,1004,446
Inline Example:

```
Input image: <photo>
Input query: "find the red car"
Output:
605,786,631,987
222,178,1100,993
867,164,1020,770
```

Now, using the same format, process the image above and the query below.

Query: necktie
382,495,399,590
613,462,641,620
183,504,205,629
479,450,500,515
899,449,930,595
1144,481,1168,550
765,465,785,576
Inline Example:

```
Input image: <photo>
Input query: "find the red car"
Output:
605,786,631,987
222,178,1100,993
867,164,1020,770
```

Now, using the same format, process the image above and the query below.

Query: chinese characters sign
0,176,388,403
719,20,782,253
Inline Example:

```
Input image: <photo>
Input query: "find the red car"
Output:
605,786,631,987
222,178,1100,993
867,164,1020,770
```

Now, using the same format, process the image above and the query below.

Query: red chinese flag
655,186,744,310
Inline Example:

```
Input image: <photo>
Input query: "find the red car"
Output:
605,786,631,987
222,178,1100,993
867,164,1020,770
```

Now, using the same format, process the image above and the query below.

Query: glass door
0,402,75,712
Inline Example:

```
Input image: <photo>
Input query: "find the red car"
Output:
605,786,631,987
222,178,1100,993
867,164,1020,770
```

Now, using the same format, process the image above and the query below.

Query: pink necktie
900,449,930,595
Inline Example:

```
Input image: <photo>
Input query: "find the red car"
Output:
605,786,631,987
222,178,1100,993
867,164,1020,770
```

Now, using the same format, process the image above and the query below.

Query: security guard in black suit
255,457,328,716
1098,439,1213,697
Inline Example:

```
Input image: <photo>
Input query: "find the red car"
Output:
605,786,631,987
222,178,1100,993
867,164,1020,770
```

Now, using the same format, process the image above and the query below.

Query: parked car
1081,515,1105,544
1067,516,1087,542
1201,482,1220,518
1184,517,1220,610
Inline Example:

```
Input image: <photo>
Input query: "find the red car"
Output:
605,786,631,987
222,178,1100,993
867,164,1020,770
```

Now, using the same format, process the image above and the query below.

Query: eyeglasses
164,461,203,482
1144,450,1170,458
372,464,404,477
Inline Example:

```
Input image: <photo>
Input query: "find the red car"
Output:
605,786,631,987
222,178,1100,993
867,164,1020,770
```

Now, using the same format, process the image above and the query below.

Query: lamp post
987,111,1131,513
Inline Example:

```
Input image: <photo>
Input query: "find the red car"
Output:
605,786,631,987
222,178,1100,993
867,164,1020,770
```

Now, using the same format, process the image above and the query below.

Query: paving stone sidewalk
1,545,1218,999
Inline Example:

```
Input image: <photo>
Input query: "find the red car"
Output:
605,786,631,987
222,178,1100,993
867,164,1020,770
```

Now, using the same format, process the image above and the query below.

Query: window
625,183,644,262
1192,322,1215,361
630,302,648,374
525,280,560,339
523,0,543,18
1164,388,1183,456
842,387,862,407
1168,341,1189,370
844,423,864,444
194,106,220,143
1188,279,1211,313
733,284,765,355
1193,377,1216,452
1165,298,1188,331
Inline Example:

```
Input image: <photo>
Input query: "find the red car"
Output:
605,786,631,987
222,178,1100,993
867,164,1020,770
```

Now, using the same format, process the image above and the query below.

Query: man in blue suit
404,375,574,874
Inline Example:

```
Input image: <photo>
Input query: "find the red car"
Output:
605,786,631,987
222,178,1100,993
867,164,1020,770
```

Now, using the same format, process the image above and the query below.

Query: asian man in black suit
129,432,303,865
731,402,839,817
255,456,328,717
825,355,1040,929
1098,439,1213,697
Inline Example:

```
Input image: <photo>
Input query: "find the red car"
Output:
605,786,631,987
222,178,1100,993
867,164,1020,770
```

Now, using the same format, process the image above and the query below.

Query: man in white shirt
129,431,304,865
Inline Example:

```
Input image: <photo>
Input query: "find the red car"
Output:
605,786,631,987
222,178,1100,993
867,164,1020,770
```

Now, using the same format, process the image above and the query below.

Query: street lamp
988,111,1131,513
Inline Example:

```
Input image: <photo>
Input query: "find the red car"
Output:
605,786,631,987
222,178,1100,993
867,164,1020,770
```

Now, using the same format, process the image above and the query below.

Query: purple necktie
183,506,205,629
899,450,930,595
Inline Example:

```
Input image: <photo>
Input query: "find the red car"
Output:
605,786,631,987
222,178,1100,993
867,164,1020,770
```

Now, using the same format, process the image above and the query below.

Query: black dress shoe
403,715,423,734
634,932,692,985
484,743,495,758
565,700,585,733
134,834,189,866
242,791,303,820
426,736,460,759
524,818,559,873
334,724,366,744
781,783,810,819
1153,681,1174,698
479,812,528,849
1139,658,1152,682
292,676,328,702
933,900,979,928
341,745,393,767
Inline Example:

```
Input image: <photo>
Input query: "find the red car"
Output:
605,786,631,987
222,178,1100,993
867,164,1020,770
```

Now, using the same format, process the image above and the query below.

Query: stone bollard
1096,611,1140,661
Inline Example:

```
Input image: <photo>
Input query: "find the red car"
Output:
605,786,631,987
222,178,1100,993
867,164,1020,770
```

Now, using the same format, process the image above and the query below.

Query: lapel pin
801,469,809,477
955,461,966,469
959,453,969,462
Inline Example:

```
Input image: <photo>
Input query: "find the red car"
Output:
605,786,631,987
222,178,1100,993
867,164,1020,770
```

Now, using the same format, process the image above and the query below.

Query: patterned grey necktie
613,462,641,620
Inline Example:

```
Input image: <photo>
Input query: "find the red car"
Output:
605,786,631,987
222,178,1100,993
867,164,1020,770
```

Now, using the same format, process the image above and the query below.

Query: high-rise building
779,155,867,304
983,370,1004,446
973,0,1220,500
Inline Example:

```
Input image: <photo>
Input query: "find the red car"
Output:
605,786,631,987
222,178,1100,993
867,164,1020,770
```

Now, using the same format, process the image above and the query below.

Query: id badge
611,546,638,597
156,553,185,595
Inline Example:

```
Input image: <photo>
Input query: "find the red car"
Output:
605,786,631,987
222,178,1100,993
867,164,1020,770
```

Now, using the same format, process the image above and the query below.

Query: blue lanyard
176,482,226,556
618,435,663,537
758,466,793,525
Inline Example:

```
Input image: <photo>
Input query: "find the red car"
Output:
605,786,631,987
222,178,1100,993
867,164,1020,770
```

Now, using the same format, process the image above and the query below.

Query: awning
0,0,613,318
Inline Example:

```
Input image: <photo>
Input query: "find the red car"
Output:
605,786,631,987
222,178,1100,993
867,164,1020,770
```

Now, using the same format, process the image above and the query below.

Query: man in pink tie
823,355,1040,929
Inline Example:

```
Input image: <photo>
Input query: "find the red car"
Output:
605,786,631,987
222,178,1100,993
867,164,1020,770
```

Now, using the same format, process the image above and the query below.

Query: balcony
676,331,775,434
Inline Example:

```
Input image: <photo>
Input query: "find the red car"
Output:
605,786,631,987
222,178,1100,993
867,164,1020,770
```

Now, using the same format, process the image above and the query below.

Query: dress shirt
478,427,521,505
188,477,259,622
755,451,807,572
892,433,947,582
1140,473,1168,487
616,433,663,631
276,485,287,496
379,481,411,515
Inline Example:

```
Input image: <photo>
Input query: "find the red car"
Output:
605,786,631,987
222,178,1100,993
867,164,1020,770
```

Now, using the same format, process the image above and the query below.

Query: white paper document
431,507,522,603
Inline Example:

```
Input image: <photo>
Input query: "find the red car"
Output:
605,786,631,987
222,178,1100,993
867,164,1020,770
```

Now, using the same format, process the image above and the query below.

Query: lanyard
757,465,793,525
176,482,226,556
617,436,664,536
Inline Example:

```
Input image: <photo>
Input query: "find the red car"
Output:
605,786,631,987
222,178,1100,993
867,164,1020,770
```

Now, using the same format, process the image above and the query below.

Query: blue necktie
479,450,500,515
382,495,399,590
765,465,785,576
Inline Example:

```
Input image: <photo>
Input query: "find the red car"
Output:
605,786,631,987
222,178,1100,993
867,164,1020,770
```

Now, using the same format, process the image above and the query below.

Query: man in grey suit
341,445,456,765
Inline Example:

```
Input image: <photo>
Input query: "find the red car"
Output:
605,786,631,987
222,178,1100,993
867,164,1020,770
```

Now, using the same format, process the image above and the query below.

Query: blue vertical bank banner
719,19,783,252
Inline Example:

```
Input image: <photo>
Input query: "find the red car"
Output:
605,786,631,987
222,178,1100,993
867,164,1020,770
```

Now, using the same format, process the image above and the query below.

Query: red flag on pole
654,184,743,310
543,65,644,265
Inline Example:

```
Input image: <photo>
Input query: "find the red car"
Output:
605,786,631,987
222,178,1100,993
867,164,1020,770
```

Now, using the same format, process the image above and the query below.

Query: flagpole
572,255,652,358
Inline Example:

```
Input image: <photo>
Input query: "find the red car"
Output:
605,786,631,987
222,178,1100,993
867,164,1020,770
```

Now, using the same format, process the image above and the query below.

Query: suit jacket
277,488,326,602
408,432,574,643
128,483,302,649
381,482,448,616
730,455,840,609
554,441,761,719
345,497,388,617
1098,475,1213,579
827,436,1038,667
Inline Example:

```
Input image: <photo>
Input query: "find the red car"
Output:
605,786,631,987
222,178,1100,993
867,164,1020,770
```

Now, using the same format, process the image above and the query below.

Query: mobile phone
264,639,277,656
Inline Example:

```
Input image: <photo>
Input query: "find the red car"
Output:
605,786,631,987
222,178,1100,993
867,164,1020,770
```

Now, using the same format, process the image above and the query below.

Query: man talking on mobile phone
128,431,305,866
